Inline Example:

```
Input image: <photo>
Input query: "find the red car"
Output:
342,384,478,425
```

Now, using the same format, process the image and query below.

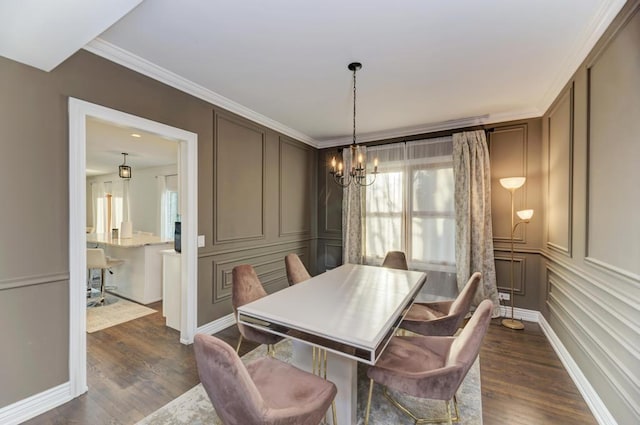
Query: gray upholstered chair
400,272,482,336
194,334,337,425
285,253,311,285
364,299,493,425
381,251,409,270
232,265,283,354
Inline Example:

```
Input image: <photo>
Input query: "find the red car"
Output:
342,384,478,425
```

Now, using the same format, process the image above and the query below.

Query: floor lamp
499,177,533,330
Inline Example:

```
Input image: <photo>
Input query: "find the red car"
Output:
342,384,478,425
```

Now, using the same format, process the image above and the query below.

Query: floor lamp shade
500,176,526,190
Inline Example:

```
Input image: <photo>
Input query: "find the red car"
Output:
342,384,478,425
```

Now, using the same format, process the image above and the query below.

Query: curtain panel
453,130,500,313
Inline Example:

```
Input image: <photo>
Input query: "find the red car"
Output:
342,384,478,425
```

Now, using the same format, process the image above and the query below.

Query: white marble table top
238,263,427,364
86,233,173,248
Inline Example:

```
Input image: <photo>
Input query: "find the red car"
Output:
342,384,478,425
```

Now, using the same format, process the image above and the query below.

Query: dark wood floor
26,305,597,425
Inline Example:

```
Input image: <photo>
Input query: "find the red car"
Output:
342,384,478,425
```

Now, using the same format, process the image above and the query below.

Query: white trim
83,38,318,148
0,383,71,425
538,314,618,425
82,39,542,149
318,109,541,148
195,313,236,336
498,305,540,323
68,98,199,399
536,0,627,114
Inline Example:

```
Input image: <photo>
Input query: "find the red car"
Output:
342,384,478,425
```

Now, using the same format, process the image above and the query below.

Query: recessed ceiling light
131,133,142,138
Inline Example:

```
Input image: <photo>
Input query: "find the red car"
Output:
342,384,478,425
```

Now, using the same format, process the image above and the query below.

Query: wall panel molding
489,124,529,243
585,5,640,283
547,83,574,257
209,243,309,303
213,112,266,244
538,315,618,425
0,273,69,291
548,296,640,421
494,254,526,295
279,137,313,237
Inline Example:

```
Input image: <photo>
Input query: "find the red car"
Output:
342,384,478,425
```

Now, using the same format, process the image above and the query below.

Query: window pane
412,168,454,213
366,171,403,213
366,216,402,260
411,217,456,266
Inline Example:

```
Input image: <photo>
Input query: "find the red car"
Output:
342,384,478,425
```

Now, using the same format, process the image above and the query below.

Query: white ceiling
86,117,178,177
1,0,627,147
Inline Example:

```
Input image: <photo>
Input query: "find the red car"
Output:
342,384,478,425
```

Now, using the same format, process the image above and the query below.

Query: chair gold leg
235,335,243,354
445,399,452,425
365,378,374,425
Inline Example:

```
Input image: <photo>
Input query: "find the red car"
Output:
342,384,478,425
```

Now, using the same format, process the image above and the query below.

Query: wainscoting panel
214,113,266,244
547,84,574,256
198,241,312,324
546,261,640,424
316,238,342,273
279,137,313,237
585,5,640,281
494,254,525,295
489,124,529,243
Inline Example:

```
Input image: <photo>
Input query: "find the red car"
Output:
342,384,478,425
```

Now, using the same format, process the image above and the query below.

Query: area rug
86,296,156,333
137,340,482,425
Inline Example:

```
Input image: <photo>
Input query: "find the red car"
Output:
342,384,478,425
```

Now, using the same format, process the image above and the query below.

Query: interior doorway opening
68,98,198,398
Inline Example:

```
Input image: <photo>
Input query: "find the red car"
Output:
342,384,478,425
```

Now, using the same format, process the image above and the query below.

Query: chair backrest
285,253,311,285
381,251,408,270
86,248,108,269
232,265,268,312
449,272,482,321
446,299,493,380
194,334,265,425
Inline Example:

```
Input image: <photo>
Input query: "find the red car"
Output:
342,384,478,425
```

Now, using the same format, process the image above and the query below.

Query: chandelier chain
353,66,357,145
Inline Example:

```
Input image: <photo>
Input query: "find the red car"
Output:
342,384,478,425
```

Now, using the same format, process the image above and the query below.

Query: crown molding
316,108,542,148
536,0,627,115
83,38,320,148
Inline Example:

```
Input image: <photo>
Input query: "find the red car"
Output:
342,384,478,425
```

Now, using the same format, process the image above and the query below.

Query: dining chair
364,299,493,425
232,264,283,355
194,333,338,425
86,248,124,306
381,251,409,270
400,272,481,336
284,253,311,285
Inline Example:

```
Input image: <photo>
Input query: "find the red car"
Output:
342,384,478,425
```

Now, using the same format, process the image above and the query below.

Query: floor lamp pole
502,188,525,330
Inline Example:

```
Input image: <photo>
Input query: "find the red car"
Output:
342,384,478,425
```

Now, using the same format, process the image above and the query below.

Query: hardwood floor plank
26,306,597,425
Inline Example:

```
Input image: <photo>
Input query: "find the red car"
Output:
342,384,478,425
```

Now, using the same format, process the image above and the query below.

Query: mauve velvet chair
381,250,410,334
232,265,283,354
364,299,493,425
194,334,338,425
381,251,409,270
285,253,311,285
400,272,482,337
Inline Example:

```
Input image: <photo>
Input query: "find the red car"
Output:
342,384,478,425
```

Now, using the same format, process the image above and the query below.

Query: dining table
237,263,427,424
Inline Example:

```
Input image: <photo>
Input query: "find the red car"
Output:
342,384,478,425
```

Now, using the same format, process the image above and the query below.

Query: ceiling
86,117,178,177
1,0,627,147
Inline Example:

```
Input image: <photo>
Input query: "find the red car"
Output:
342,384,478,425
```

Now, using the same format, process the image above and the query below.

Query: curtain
453,130,500,313
342,146,364,264
91,182,107,234
157,175,168,238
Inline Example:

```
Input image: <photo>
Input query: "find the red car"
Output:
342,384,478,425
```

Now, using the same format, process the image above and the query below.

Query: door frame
68,98,198,397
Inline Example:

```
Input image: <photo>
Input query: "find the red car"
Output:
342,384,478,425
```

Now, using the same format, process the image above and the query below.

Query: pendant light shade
119,152,131,179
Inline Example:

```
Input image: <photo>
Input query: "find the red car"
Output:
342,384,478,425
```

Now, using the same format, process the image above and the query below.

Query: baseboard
538,314,618,425
498,305,539,322
0,382,72,425
196,313,236,336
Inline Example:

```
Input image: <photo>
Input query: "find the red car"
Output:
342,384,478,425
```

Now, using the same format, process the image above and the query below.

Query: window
364,137,455,271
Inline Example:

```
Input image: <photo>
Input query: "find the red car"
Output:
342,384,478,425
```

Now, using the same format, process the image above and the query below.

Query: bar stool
87,248,123,306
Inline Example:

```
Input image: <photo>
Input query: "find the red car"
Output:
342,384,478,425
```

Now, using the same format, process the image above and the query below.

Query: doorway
68,98,198,398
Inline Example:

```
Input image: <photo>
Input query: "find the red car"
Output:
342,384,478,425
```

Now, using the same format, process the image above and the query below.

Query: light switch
197,235,205,247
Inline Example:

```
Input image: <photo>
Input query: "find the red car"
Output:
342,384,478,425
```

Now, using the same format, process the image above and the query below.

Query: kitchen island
86,233,173,304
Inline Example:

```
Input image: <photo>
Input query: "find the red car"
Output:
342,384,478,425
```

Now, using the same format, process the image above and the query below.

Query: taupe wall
541,1,640,423
316,148,343,273
0,50,315,408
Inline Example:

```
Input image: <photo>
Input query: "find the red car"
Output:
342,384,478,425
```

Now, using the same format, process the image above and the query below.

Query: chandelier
329,62,378,187
118,152,132,179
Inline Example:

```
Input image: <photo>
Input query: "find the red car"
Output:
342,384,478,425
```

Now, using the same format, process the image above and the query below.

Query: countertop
86,233,173,248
